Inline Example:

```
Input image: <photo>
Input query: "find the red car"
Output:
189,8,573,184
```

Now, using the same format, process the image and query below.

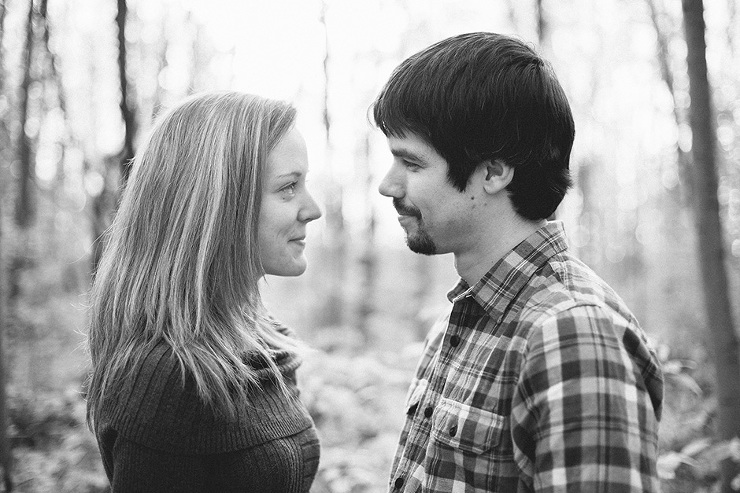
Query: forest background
0,0,739,491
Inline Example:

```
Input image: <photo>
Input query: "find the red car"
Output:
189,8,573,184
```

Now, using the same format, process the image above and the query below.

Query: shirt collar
447,221,570,318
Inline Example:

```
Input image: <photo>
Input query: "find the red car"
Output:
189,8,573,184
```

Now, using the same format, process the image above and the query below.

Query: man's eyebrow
390,148,425,162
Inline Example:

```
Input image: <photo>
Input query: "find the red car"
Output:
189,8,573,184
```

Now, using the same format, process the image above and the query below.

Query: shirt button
424,406,433,418
450,335,461,347
394,477,404,488
407,403,418,416
449,424,458,437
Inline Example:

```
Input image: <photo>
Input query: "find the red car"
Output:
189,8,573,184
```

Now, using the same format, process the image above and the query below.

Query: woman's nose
299,191,322,223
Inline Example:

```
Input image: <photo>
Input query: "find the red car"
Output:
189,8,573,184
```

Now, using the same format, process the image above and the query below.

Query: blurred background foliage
0,0,739,491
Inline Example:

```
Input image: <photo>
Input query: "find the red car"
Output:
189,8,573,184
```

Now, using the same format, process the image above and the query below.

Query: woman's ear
481,159,514,195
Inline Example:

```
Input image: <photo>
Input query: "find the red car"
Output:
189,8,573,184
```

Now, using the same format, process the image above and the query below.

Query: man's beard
406,229,437,255
393,198,437,255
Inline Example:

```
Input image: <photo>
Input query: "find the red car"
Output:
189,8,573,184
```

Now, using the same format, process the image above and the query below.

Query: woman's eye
281,183,297,196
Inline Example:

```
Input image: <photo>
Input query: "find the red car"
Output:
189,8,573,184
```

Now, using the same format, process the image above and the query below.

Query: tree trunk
535,0,547,48
0,1,14,488
316,1,346,328
39,0,65,107
0,196,12,493
0,205,12,493
681,1,740,491
646,0,693,203
504,0,518,32
0,0,5,42
355,132,376,341
92,0,135,275
116,0,136,183
15,0,36,229
727,0,736,57
39,0,74,191
0,1,16,490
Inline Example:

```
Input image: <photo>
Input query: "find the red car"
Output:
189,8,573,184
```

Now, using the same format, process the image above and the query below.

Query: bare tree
0,0,5,42
1,1,40,488
316,0,346,328
116,0,136,183
15,0,36,230
0,195,12,493
0,190,12,493
91,0,137,274
535,0,548,46
682,0,740,491
646,0,693,202
504,0,518,31
355,132,375,339
0,1,13,488
727,0,736,57
38,0,76,190
8,0,39,314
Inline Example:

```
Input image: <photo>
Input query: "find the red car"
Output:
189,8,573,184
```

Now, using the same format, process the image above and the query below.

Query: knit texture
95,340,320,492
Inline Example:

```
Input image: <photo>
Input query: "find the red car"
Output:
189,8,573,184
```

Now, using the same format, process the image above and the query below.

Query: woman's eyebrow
274,171,302,180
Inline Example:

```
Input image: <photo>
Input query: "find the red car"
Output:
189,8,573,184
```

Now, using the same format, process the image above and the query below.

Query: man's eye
403,160,421,170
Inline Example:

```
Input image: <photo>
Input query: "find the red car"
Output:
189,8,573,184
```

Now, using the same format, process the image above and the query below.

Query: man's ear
481,159,514,195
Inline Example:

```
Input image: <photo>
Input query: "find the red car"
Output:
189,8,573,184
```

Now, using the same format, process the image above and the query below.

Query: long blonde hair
86,92,299,427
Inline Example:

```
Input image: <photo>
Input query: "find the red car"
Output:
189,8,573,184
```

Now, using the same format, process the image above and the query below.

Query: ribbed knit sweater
95,341,320,492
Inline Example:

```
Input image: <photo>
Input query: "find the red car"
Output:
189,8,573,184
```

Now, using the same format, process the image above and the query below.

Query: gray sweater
95,341,320,492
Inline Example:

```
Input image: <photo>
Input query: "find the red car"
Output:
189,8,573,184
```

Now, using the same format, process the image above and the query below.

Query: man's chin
406,235,437,256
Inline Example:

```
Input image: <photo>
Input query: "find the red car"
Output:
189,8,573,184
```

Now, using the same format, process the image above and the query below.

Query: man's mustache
393,198,422,218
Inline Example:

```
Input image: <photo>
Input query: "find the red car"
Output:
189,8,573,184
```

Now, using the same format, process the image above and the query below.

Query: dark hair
372,32,575,220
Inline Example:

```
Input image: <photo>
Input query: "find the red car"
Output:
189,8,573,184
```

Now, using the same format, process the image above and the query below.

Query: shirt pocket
430,397,505,455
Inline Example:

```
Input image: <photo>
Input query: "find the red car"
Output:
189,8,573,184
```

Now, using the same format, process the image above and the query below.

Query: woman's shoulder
112,341,186,410
96,342,200,448
97,340,315,455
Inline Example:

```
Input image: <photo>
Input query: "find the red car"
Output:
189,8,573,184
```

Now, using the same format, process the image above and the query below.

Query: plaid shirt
390,222,663,492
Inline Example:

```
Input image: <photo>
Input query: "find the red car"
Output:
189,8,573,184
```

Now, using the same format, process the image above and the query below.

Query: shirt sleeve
510,303,661,492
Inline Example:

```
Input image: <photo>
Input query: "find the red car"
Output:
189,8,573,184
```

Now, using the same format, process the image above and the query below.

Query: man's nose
378,166,404,198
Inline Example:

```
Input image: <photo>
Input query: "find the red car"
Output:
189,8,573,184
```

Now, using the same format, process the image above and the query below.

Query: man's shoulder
516,251,639,334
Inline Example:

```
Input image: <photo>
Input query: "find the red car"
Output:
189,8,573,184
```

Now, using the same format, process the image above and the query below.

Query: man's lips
396,210,421,224
393,198,421,218
398,215,417,228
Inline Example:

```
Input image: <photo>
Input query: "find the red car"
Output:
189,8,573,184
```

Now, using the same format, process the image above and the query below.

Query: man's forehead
388,134,437,160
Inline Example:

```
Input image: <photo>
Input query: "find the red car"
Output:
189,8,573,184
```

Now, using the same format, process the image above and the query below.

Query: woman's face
258,126,322,277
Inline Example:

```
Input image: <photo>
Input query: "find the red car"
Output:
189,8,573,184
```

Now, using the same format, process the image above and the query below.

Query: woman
86,92,322,492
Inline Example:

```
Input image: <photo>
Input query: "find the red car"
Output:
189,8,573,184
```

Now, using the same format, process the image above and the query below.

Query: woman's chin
264,259,307,277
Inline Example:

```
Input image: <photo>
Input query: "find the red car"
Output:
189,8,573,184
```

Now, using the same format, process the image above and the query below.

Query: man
372,32,663,492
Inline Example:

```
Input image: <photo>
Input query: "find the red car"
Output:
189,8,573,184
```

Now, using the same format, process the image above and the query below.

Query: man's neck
454,217,547,287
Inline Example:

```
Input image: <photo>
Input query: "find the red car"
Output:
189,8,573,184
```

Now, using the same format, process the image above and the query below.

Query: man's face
378,132,479,256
